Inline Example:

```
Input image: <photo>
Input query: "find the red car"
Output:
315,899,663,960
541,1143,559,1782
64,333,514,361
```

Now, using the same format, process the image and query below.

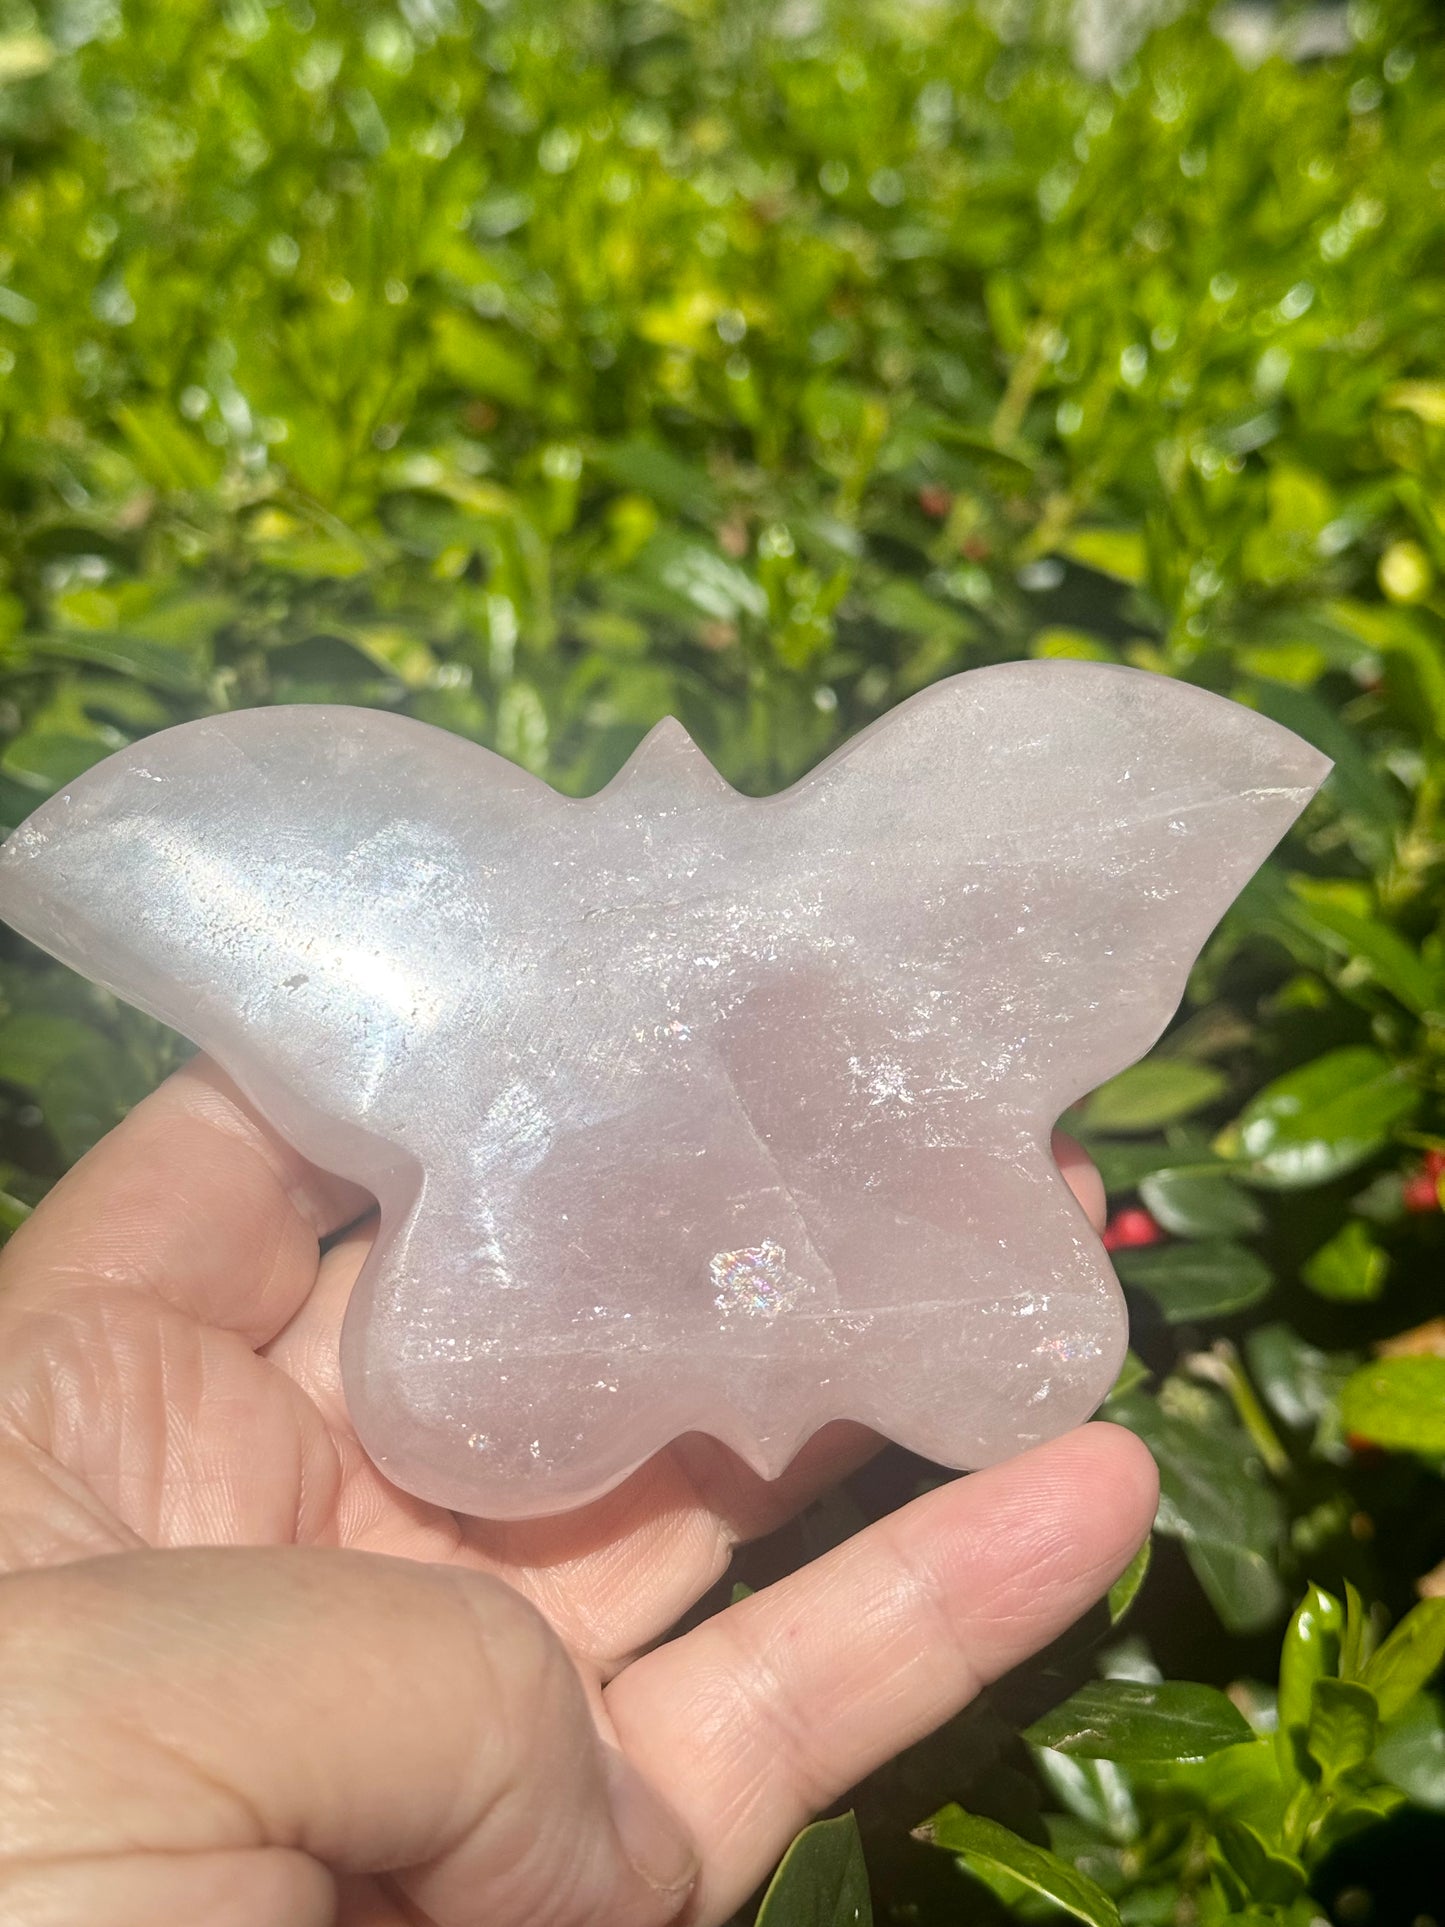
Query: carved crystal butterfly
0,662,1329,1516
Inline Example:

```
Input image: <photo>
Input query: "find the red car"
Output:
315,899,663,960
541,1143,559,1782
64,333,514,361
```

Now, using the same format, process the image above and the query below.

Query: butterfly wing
791,658,1333,1111
0,704,565,1200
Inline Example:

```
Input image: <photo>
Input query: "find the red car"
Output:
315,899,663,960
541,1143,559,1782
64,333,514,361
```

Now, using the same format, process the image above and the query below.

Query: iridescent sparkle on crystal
711,1240,798,1319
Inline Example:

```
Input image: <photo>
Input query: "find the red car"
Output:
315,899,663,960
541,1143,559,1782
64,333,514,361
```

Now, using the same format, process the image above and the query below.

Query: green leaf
1110,1391,1287,1633
595,440,722,522
1340,1581,1377,1682
914,1808,1119,1927
29,629,210,695
1306,1677,1379,1783
1249,679,1401,866
667,537,767,623
1059,527,1146,584
1362,1600,1445,1721
1026,1679,1253,1763
0,1013,113,1090
1245,1324,1353,1437
1287,884,1440,1017
1189,1541,1292,1643
754,1815,872,1927
1030,627,1115,663
1332,600,1445,738
1082,1059,1227,1133
1035,1758,1140,1848
866,578,971,647
1277,1585,1345,1764
1385,381,1445,428
1137,1167,1265,1238
1106,1349,1153,1404
1301,1220,1389,1303
495,680,549,773
1375,1692,1445,1810
1081,1137,1208,1194
325,622,440,691
0,1177,32,1233
1339,1357,1445,1458
432,312,538,407
253,533,372,579
0,729,119,793
1112,1240,1272,1322
1108,1537,1151,1625
1226,1048,1420,1189
0,1012,149,1162
113,400,223,494
1209,1820,1307,1906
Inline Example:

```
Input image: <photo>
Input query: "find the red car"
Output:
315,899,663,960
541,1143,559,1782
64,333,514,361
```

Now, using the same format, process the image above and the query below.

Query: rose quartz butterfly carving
0,663,1329,1517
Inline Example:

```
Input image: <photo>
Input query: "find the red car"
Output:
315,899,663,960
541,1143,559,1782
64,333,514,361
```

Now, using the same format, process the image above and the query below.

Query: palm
0,1061,1155,1922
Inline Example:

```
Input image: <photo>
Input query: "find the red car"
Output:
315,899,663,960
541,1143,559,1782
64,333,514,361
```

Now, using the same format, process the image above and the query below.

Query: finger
458,1420,881,1671
0,1850,334,1927
607,1423,1158,1925
1053,1128,1106,1232
0,1546,696,1927
0,1058,371,1346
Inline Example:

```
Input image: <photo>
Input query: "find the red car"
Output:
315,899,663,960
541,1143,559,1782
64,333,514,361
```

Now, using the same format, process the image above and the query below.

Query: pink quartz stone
0,662,1330,1517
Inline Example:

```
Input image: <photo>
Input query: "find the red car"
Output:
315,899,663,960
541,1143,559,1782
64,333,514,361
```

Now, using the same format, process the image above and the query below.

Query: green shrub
2,0,1444,1917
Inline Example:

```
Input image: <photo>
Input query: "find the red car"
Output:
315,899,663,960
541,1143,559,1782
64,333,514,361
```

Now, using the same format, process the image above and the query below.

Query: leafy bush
3,0,1445,1918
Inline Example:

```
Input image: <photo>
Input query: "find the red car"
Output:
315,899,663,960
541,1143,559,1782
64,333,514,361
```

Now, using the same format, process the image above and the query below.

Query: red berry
1404,1169,1442,1214
1102,1206,1165,1251
1424,1148,1445,1180
918,484,953,520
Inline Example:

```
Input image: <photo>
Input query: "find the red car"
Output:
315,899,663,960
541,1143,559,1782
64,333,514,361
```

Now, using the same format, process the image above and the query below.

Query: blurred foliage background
3,0,1445,1920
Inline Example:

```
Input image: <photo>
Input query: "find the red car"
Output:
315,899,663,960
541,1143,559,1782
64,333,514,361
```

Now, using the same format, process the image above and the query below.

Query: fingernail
602,1746,699,1897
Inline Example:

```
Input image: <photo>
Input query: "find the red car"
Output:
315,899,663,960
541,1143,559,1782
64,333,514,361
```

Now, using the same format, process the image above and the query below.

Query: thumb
0,1546,697,1927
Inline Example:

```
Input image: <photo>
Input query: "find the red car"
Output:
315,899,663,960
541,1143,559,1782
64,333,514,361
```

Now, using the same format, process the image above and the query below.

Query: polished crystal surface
0,664,1329,1517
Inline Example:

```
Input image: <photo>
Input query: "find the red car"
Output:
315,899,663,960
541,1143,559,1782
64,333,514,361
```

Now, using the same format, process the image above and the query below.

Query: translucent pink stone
0,664,1329,1516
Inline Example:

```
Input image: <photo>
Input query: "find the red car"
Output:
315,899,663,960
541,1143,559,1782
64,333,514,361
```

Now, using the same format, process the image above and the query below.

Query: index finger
0,1058,371,1347
608,1423,1158,1924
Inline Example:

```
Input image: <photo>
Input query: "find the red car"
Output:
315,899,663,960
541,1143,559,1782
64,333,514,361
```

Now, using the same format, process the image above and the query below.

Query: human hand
0,1060,1157,1924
